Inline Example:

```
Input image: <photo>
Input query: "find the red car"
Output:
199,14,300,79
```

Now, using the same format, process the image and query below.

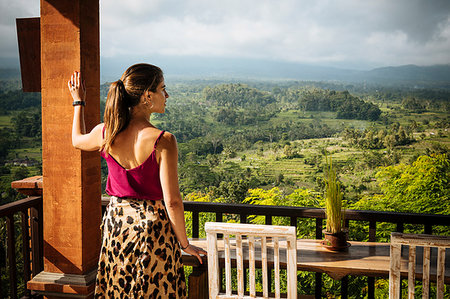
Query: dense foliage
274,88,381,120
0,90,40,115
357,153,450,215
203,83,275,108
342,124,414,149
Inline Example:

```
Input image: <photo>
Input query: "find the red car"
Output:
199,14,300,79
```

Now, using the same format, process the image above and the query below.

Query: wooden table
182,238,450,298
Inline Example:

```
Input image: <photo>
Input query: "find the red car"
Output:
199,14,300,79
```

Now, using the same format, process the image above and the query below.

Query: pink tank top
101,130,165,201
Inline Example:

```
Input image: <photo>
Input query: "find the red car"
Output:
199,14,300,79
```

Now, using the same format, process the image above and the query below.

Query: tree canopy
354,154,449,215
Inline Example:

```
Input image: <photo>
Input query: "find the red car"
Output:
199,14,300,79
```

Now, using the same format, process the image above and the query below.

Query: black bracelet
72,101,86,106
181,243,189,250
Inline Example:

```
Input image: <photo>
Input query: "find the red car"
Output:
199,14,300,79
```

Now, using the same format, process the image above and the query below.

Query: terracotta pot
322,230,350,251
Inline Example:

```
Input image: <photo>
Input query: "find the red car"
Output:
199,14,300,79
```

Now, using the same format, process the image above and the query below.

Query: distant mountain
2,56,450,88
102,57,450,87
101,55,362,82
362,64,450,84
0,68,21,80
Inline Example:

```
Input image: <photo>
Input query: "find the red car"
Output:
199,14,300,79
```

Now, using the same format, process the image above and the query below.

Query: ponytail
101,80,131,154
100,63,163,154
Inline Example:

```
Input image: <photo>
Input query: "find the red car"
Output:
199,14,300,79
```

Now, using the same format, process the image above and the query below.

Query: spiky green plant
325,156,344,234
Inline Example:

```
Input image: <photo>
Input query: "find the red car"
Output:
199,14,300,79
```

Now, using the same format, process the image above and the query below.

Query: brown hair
101,63,163,154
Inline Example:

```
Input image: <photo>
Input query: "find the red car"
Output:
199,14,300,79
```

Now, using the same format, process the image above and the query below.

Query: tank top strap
153,130,165,149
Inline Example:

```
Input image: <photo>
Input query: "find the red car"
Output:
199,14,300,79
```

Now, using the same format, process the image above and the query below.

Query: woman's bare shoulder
137,127,175,148
158,131,177,151
91,123,105,139
161,131,177,146
94,123,104,132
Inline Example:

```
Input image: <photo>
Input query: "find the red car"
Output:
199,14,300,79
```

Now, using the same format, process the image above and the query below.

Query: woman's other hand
182,244,207,264
67,71,86,102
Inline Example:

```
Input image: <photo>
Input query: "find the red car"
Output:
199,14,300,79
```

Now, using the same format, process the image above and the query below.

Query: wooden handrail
181,201,449,226
0,196,42,217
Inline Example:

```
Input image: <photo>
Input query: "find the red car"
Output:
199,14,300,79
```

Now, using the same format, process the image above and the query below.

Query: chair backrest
205,222,297,299
389,232,450,299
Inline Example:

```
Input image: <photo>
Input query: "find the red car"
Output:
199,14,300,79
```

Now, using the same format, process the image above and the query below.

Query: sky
1,0,450,72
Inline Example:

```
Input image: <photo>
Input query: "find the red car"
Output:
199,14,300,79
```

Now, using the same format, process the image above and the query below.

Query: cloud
0,0,39,60
100,0,450,68
1,0,449,69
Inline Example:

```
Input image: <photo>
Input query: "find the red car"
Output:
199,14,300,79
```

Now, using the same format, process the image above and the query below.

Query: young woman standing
68,64,205,298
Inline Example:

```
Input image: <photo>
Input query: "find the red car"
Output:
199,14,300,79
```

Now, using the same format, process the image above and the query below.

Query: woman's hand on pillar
68,71,86,102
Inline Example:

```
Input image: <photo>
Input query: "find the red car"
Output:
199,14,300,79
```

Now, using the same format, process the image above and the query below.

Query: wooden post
16,18,41,92
26,0,101,298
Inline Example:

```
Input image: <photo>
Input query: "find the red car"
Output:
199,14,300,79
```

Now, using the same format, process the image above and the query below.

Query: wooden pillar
27,0,101,298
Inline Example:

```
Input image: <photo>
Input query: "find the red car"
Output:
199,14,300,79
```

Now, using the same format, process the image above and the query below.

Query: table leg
341,276,348,299
188,265,208,299
368,277,375,299
315,272,322,299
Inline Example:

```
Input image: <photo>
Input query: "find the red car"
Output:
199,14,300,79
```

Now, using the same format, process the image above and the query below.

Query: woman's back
107,121,163,170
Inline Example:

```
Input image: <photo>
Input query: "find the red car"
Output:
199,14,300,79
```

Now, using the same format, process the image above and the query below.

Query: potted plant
322,156,349,251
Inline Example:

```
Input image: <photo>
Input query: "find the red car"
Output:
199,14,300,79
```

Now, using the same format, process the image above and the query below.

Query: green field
11,147,42,161
0,115,12,128
221,126,449,202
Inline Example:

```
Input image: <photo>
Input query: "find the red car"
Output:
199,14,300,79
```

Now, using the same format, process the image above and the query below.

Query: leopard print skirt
95,196,187,299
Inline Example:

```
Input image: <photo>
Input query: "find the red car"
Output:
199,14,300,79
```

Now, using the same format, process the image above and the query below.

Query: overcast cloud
1,0,449,69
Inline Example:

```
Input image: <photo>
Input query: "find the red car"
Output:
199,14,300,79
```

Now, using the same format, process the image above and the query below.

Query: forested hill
364,64,450,85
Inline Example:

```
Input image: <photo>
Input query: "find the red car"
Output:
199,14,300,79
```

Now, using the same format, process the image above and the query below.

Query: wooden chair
389,232,450,299
205,222,297,299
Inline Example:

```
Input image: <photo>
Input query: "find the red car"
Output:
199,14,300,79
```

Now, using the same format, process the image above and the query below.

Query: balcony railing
0,196,43,299
1,195,449,298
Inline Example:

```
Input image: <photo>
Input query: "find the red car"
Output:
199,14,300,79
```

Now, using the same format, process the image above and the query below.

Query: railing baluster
21,211,31,297
265,215,272,290
215,212,222,222
192,211,199,238
30,206,42,276
6,214,17,299
239,212,247,292
369,221,376,242
368,221,376,299
424,224,432,235
38,201,44,272
290,216,297,228
216,212,223,239
240,213,247,224
344,219,350,230
315,218,323,239
314,218,323,299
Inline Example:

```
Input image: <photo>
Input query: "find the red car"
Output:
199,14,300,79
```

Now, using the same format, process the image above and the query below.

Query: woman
68,64,206,298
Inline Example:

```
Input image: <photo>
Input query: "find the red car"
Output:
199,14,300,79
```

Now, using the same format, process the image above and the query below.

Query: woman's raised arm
68,71,103,151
